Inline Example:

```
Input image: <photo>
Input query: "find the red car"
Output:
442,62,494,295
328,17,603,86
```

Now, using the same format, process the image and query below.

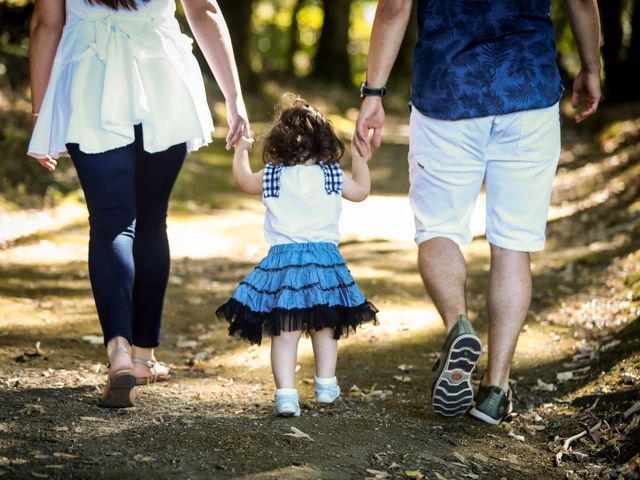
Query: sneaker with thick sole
275,389,301,417
468,384,513,425
431,314,483,418
314,376,340,404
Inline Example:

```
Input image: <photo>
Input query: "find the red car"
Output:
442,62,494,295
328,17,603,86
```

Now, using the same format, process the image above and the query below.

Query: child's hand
351,142,369,162
235,136,254,151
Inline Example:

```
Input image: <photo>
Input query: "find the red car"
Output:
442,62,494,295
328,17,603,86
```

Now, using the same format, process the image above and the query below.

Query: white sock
314,376,337,385
275,388,298,396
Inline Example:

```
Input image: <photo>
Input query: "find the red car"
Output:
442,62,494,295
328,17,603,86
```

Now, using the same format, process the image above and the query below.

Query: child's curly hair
262,94,345,166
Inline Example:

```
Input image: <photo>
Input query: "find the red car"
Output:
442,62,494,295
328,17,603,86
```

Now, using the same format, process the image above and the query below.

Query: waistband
268,242,339,254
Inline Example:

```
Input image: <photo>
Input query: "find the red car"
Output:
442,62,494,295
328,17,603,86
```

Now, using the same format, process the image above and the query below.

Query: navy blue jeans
67,126,186,347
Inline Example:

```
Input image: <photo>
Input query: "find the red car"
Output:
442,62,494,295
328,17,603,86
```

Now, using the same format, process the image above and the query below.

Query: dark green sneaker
431,314,483,418
469,384,513,425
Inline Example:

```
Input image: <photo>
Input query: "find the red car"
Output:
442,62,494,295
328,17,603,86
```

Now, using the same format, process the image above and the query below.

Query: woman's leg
67,142,137,366
130,133,186,369
310,327,338,378
271,330,303,388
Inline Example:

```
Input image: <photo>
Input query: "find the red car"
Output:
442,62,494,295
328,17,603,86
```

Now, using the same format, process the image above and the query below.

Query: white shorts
408,102,561,252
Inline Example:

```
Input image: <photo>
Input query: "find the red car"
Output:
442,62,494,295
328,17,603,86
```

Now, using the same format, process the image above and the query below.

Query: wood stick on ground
562,421,602,451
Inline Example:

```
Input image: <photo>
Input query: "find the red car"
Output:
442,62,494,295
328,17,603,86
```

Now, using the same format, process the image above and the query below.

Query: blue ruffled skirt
216,242,378,344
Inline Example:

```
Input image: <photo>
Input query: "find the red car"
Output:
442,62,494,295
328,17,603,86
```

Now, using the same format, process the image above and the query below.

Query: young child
216,95,378,417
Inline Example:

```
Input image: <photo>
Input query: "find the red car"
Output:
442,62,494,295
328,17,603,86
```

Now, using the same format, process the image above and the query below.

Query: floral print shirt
411,0,563,120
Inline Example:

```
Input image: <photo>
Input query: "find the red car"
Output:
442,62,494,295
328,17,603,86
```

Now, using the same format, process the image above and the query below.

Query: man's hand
353,96,385,159
572,69,601,123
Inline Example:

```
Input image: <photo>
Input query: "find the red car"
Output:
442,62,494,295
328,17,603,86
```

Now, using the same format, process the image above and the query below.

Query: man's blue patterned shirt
411,0,564,120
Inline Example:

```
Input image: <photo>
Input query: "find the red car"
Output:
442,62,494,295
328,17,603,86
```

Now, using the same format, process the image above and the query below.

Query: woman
28,0,250,408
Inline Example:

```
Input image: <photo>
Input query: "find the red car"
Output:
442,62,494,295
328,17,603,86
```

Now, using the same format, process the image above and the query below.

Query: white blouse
28,0,214,159
263,164,343,246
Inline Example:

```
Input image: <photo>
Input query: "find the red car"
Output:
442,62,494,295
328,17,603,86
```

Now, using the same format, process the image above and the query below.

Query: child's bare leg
310,327,338,378
271,330,302,388
310,327,340,403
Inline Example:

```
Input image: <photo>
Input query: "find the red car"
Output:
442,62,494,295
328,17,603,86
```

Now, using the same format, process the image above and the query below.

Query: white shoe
275,389,301,417
314,376,340,404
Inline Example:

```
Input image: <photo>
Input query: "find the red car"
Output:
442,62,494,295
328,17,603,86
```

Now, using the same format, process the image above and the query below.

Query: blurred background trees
1,0,638,105
0,0,638,201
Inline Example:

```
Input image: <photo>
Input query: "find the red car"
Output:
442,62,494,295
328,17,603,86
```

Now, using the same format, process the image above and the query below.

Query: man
354,0,601,424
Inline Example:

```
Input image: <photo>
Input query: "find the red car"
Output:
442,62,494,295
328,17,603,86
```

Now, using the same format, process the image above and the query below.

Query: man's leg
485,245,531,391
417,237,467,332
408,108,490,417
479,102,560,403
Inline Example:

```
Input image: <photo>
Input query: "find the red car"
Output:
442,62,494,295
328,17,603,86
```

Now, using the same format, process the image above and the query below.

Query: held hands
572,69,601,123
351,141,370,163
225,97,251,150
235,135,254,151
353,96,385,160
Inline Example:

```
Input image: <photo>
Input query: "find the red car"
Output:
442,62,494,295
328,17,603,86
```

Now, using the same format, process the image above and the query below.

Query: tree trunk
598,0,624,101
287,0,306,74
624,0,640,99
310,0,352,87
217,0,256,88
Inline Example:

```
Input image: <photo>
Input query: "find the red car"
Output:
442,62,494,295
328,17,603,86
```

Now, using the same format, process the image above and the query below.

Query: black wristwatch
360,81,386,99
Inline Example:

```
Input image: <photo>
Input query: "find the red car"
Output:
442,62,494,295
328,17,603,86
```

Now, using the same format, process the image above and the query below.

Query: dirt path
1,111,639,480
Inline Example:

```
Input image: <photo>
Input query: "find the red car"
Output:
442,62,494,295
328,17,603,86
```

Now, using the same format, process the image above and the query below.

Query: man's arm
353,0,413,158
565,0,602,122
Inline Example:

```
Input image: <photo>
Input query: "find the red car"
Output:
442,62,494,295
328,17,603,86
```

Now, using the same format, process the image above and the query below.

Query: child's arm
233,137,263,195
342,145,371,202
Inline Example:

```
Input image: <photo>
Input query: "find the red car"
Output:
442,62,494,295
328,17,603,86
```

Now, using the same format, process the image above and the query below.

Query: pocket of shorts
410,107,464,167
516,103,561,159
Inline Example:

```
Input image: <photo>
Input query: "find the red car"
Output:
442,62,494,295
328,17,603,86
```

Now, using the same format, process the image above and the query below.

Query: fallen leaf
526,424,546,432
508,432,525,442
600,339,621,351
284,426,313,441
393,375,412,383
397,364,414,372
434,473,449,480
473,453,488,463
453,451,467,465
81,335,103,345
366,469,390,479
31,473,49,479
176,340,198,349
556,371,573,381
52,453,77,459
532,378,556,392
133,454,155,463
403,470,424,479
79,416,107,422
624,401,640,419
20,404,45,415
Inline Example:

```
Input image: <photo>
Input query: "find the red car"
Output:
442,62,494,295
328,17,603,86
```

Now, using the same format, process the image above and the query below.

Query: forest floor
0,102,639,480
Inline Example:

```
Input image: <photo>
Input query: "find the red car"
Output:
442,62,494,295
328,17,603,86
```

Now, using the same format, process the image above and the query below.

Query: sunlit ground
0,126,592,377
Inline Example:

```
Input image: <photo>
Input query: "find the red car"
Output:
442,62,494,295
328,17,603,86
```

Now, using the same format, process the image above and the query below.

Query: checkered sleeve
263,163,283,198
321,163,343,195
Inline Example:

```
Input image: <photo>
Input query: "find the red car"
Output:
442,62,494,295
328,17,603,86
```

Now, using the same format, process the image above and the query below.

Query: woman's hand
37,156,57,171
225,97,250,150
